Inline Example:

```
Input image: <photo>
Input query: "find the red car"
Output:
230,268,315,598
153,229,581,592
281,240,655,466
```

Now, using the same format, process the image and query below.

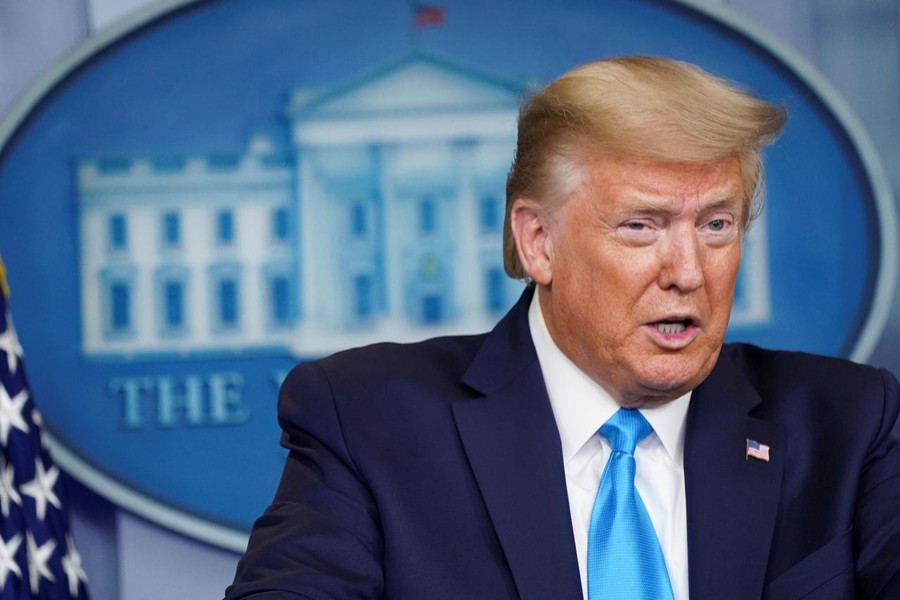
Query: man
225,57,900,599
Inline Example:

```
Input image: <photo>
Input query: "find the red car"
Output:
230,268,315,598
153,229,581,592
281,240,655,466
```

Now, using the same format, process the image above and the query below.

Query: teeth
656,322,686,334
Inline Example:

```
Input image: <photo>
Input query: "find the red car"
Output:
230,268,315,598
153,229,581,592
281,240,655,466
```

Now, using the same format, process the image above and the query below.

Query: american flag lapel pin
746,438,771,462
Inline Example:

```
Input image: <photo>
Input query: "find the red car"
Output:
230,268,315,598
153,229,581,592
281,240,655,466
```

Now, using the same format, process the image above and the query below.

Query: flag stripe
746,439,771,462
0,257,89,599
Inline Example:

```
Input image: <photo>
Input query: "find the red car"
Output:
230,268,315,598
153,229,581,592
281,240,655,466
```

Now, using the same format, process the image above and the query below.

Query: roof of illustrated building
288,53,526,119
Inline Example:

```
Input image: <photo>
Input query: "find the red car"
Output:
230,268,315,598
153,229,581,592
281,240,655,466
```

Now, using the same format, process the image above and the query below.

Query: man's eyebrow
698,196,743,213
618,195,742,215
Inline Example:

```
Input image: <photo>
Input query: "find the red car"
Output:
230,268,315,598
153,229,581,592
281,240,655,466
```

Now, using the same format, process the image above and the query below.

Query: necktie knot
599,408,652,456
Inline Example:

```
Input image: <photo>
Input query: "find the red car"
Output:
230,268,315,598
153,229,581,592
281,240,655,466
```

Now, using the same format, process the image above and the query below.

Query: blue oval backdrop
0,0,890,549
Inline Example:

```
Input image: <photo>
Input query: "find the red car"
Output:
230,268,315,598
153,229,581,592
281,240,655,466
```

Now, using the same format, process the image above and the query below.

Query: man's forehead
581,153,744,204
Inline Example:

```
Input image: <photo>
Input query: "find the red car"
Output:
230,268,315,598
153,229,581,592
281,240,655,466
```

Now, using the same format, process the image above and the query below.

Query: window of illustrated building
479,195,500,233
486,266,506,313
272,207,290,243
422,294,443,324
209,264,242,332
108,213,127,250
354,274,373,319
419,198,436,234
110,282,131,331
415,254,446,325
350,203,367,237
263,262,294,328
218,279,239,326
162,211,180,247
155,266,189,335
101,266,136,339
163,280,185,328
217,210,235,244
271,275,291,324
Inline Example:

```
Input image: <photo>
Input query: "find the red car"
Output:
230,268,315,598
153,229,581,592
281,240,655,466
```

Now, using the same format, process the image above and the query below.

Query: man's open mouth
653,318,695,334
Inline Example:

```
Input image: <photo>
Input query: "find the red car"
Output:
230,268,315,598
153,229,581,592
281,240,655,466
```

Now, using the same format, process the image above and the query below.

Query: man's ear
510,198,553,285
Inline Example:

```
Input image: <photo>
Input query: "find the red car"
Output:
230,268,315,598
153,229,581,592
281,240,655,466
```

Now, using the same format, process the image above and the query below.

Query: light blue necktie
587,408,674,599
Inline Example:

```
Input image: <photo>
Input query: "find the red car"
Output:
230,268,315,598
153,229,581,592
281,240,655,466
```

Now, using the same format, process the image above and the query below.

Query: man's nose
658,228,705,292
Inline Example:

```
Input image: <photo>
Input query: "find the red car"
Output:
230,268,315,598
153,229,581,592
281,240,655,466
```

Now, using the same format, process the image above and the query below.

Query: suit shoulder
720,342,887,398
286,333,487,391
716,344,900,458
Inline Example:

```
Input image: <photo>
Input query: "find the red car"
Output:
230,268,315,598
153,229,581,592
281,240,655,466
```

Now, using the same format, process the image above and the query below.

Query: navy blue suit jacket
226,290,900,599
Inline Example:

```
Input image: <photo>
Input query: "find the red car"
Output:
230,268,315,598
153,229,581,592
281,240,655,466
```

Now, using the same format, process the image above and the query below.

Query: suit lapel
685,349,785,599
453,289,582,600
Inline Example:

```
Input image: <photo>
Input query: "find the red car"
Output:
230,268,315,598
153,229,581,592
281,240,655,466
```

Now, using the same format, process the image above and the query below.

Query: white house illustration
76,54,770,360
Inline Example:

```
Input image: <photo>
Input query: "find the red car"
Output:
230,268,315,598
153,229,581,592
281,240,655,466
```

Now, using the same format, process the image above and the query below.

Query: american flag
413,3,445,28
746,438,771,462
0,257,89,599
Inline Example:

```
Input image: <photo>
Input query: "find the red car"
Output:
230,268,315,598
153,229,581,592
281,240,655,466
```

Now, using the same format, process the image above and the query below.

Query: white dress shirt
528,292,691,600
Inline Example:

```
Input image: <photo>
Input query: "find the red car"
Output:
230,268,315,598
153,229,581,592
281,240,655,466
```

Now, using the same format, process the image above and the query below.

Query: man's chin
591,352,720,407
633,349,722,397
626,370,706,406
618,385,691,409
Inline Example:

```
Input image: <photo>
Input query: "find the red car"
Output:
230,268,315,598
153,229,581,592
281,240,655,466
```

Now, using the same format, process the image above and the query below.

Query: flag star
61,534,88,597
0,316,23,374
20,459,60,521
0,458,22,518
0,533,22,590
0,383,29,445
26,533,56,594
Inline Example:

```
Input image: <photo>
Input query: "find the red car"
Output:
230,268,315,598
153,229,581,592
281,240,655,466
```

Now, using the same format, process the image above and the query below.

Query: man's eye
626,222,646,230
708,219,728,231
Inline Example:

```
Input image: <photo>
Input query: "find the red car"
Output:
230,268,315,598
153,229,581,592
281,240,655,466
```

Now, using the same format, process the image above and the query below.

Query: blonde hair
504,56,787,279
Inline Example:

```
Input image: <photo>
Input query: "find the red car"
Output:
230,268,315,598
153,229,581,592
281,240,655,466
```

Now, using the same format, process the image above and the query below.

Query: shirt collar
528,289,691,468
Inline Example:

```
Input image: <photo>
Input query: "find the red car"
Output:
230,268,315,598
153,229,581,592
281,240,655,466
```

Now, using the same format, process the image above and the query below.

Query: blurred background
0,0,897,598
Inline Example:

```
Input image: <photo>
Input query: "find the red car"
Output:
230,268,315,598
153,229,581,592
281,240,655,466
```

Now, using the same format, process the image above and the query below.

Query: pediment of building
289,54,523,119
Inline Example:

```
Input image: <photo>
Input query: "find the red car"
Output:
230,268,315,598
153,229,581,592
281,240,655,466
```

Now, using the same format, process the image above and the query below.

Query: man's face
517,154,744,407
